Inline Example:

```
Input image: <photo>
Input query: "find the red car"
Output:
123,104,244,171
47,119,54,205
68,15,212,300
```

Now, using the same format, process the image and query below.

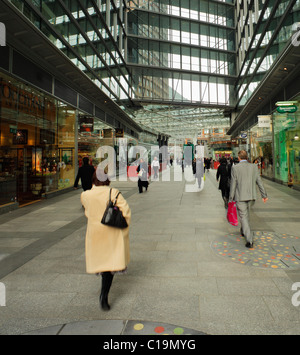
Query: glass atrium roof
126,104,230,139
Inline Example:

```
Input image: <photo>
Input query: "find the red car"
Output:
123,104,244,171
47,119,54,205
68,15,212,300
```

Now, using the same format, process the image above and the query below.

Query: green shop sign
276,105,298,114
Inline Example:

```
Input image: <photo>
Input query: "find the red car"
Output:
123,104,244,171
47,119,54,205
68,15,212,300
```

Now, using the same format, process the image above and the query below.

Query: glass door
17,146,43,205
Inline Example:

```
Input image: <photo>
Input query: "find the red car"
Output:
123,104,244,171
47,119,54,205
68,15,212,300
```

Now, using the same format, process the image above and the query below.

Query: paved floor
0,164,300,335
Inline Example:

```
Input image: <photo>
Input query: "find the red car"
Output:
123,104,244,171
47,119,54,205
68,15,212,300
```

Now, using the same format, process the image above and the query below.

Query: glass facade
246,98,300,188
9,0,132,101
236,0,300,106
0,73,76,206
78,114,112,167
249,124,273,179
273,98,300,188
7,0,237,137
127,0,236,107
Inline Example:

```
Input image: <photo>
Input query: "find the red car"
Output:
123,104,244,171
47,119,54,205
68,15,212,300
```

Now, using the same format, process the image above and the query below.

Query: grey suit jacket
229,161,267,202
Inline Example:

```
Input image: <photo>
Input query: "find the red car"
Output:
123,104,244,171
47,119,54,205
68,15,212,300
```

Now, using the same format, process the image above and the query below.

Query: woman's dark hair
82,157,89,165
92,170,110,186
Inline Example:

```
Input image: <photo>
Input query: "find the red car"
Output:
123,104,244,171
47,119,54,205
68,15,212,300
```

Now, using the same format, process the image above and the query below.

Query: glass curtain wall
127,0,236,106
9,0,132,102
8,0,237,108
236,0,300,107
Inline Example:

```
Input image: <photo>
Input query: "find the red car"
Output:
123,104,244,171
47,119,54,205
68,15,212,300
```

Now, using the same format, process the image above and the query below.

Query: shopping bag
227,201,238,226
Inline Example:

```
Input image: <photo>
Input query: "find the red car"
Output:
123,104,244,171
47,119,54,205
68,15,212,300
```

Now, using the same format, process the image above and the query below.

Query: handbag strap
113,192,121,205
109,188,121,206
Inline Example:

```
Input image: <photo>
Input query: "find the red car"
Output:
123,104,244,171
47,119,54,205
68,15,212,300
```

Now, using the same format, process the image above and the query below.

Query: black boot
100,272,114,311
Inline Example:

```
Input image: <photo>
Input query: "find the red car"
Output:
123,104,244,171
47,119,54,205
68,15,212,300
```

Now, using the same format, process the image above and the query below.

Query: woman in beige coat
81,168,131,311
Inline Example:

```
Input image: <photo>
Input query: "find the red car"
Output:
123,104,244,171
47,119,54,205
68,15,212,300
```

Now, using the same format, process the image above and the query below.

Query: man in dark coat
216,158,231,209
74,157,95,191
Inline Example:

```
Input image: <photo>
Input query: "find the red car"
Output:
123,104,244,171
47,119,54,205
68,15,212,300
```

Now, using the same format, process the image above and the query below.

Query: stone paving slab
23,320,206,336
0,167,300,335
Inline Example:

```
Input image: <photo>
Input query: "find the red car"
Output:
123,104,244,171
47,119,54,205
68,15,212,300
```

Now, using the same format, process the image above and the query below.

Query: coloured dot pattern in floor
123,320,206,335
211,231,300,269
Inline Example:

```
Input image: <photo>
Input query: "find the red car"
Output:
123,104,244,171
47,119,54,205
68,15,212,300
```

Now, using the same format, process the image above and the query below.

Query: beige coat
81,186,131,274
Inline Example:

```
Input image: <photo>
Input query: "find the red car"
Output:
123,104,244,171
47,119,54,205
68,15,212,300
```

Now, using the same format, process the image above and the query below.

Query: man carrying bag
229,150,268,248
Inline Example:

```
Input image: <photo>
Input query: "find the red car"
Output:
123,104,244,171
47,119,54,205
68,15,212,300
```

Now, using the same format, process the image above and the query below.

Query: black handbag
101,188,128,229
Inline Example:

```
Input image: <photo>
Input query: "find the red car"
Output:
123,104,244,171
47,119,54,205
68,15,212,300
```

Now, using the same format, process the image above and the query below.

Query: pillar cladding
0,22,6,46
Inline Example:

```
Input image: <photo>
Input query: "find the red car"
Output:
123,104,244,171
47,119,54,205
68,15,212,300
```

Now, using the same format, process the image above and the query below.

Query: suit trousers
236,201,255,244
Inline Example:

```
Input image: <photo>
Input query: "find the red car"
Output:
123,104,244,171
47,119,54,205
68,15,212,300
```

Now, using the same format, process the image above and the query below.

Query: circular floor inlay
130,321,206,335
211,231,300,269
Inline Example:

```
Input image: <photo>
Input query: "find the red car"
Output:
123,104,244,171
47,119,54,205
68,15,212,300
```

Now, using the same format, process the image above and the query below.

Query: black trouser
138,179,148,193
221,188,229,208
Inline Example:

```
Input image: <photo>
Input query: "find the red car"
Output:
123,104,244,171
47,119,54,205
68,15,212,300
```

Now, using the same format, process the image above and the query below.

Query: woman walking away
137,158,149,193
151,156,160,180
216,158,231,209
81,168,131,311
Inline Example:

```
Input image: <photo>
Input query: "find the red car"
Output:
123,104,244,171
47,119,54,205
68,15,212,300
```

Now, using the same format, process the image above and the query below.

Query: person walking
216,158,231,209
74,157,95,191
229,150,268,248
196,157,204,189
151,156,160,180
137,158,149,193
192,158,197,176
205,158,210,173
81,168,131,311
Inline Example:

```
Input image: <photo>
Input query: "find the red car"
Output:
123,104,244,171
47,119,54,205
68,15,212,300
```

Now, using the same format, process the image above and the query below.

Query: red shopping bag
227,201,238,226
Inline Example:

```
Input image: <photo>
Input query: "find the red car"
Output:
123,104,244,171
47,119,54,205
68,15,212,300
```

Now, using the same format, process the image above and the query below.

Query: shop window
0,73,77,206
57,104,76,190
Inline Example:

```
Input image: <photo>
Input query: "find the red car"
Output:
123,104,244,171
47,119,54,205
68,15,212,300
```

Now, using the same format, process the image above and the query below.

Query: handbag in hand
101,188,128,228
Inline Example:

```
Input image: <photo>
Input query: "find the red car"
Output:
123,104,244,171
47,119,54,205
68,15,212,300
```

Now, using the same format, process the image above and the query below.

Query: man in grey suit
229,150,268,248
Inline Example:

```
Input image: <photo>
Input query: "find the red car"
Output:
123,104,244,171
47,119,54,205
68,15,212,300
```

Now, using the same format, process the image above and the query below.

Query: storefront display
248,100,299,188
0,73,76,206
78,116,113,169
214,150,232,160
249,122,273,179
273,98,300,188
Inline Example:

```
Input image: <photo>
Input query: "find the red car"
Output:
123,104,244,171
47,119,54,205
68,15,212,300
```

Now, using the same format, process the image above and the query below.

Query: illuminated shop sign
276,101,298,114
79,116,94,132
0,80,44,117
276,106,298,114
